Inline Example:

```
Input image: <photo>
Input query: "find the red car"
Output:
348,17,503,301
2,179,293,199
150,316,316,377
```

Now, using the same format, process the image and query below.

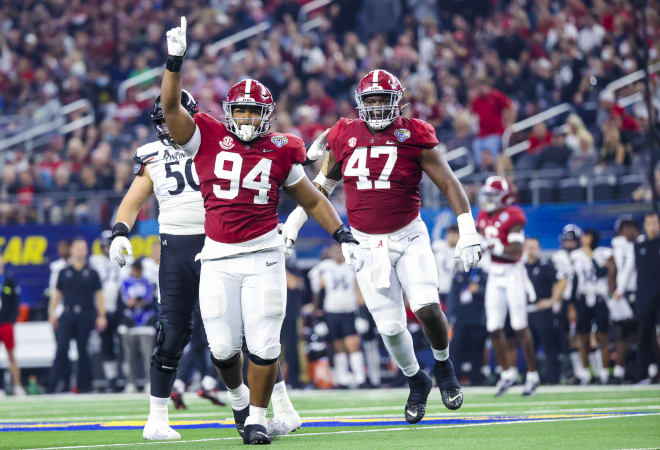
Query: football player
159,17,362,445
309,243,366,388
109,90,301,440
476,176,540,397
571,229,613,384
282,69,482,422
610,215,639,383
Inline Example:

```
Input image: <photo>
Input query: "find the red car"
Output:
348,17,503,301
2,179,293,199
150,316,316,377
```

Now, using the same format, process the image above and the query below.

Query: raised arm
161,16,196,148
420,146,481,271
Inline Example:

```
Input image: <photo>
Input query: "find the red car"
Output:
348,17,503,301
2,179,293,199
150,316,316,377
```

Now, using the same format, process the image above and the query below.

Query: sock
613,365,625,378
481,365,491,378
589,351,603,380
150,365,177,398
381,330,420,377
526,370,539,383
172,379,185,394
276,365,284,383
349,351,366,385
570,351,585,375
649,364,658,378
503,367,518,381
244,405,267,427
333,352,350,386
201,375,216,391
227,383,250,411
432,346,449,362
363,340,381,386
271,380,296,417
148,395,169,423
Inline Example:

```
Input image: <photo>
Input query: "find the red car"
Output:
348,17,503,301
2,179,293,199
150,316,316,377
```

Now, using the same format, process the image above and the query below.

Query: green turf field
1,385,659,449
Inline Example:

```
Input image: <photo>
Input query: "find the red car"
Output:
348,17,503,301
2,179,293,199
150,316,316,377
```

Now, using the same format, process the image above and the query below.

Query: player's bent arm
115,169,154,230
420,146,471,216
499,224,524,261
284,176,343,235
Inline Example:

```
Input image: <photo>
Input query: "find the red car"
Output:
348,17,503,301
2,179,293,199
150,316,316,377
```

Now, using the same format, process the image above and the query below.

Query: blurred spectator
470,78,516,169
569,130,598,176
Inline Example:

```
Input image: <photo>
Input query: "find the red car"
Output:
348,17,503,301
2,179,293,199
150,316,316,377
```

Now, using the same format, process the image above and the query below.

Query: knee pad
210,351,241,370
208,337,239,362
151,320,191,374
248,352,278,366
376,320,405,337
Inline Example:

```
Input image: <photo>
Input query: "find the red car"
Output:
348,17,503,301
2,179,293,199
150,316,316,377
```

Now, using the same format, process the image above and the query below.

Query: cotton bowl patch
271,135,288,148
394,128,410,142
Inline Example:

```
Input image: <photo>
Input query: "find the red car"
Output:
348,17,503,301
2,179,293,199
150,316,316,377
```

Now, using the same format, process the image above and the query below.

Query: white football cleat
142,422,181,441
267,413,302,436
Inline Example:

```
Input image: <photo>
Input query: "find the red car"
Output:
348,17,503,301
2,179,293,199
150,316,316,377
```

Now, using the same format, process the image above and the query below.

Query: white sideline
22,413,660,450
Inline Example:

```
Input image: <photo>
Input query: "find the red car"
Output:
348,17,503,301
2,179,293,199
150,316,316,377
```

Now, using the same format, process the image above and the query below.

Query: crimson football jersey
192,112,306,243
327,116,438,234
477,205,526,264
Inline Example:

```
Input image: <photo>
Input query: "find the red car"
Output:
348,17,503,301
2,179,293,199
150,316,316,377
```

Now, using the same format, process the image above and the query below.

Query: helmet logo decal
219,136,235,150
394,129,410,142
348,137,357,148
271,135,288,148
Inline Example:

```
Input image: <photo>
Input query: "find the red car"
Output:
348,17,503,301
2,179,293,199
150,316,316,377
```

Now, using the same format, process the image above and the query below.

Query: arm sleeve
180,125,201,157
284,164,306,187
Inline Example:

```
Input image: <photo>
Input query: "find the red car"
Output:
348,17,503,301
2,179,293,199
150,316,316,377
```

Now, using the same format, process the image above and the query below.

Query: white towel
369,237,391,289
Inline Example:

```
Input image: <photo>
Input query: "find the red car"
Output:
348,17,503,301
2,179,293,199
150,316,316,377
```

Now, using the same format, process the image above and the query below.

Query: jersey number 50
344,146,398,190
213,152,272,204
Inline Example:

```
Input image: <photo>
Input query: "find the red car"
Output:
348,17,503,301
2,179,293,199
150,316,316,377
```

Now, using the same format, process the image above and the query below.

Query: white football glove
307,128,330,161
109,236,133,268
166,16,187,57
454,212,482,272
280,207,309,253
341,243,364,271
454,233,482,272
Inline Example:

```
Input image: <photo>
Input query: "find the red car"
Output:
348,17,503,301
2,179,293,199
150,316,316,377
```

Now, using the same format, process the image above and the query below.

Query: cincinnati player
109,91,301,441
476,176,539,397
309,243,366,387
282,69,482,422
160,17,361,445
571,229,613,384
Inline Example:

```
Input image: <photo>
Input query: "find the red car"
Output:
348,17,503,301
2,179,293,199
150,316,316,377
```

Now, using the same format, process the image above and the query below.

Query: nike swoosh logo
386,140,397,145
266,261,278,267
406,409,418,417
449,394,461,402
263,149,275,153
408,235,420,242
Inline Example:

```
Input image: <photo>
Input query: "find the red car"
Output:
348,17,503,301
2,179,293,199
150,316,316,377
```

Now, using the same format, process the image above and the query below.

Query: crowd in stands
1,0,659,226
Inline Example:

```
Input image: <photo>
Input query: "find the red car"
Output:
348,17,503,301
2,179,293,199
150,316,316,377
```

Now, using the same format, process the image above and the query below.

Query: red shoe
170,390,187,409
197,388,226,407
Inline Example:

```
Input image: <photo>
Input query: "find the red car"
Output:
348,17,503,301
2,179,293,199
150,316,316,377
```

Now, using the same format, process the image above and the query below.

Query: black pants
280,291,302,386
451,324,487,385
49,310,95,392
636,293,660,381
529,309,561,384
150,233,205,398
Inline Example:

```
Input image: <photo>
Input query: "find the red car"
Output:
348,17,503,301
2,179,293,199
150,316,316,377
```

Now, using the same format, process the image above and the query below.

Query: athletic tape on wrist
313,172,338,195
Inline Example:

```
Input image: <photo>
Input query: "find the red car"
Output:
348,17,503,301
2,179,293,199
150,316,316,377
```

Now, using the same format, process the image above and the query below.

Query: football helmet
479,176,513,213
355,69,404,130
150,89,199,147
223,79,274,141
559,223,583,246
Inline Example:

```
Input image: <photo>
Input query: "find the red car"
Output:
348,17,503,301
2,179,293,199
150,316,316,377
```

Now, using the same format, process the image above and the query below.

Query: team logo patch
271,135,288,148
349,137,357,148
219,136,235,150
394,128,411,142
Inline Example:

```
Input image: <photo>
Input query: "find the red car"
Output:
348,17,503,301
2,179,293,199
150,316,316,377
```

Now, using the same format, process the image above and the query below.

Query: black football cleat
197,388,227,407
433,360,463,410
233,405,250,441
404,370,433,424
244,423,271,445
169,391,186,410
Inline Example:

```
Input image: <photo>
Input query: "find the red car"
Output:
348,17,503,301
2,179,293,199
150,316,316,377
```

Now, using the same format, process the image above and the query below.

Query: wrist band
111,222,130,240
166,55,184,72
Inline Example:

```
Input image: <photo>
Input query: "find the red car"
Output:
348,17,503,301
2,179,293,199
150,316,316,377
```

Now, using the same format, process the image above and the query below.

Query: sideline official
48,237,107,393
